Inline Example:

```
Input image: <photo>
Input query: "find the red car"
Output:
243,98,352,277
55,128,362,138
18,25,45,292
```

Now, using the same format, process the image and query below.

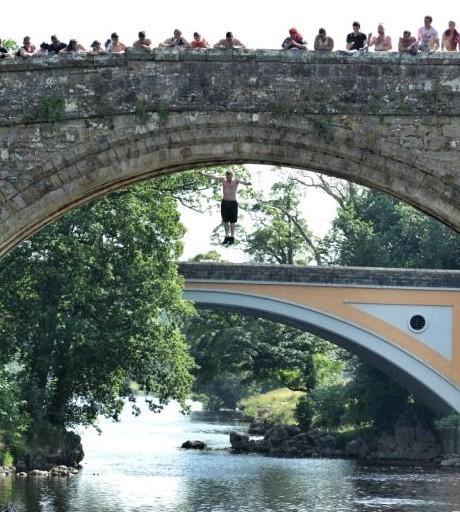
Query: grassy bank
239,388,302,425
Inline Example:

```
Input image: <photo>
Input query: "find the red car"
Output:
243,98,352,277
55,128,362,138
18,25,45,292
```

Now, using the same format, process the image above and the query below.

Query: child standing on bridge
201,170,251,245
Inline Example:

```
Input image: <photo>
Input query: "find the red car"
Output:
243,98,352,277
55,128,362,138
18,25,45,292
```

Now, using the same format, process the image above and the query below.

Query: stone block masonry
0,49,459,257
179,262,460,289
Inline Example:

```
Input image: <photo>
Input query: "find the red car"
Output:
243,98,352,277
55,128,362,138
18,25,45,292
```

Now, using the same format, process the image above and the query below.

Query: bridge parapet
179,263,460,289
1,48,460,127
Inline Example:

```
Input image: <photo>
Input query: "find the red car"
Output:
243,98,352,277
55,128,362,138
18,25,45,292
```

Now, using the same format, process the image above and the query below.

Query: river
1,400,460,512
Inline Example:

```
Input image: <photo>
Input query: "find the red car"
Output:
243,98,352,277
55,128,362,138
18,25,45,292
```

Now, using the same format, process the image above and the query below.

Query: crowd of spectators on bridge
0,16,459,60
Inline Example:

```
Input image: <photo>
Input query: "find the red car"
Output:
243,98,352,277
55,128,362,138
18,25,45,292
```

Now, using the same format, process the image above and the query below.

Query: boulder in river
181,440,207,450
229,432,251,451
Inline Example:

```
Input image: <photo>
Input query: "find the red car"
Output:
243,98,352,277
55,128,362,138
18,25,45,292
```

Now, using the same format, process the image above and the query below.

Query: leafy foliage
0,368,29,451
244,180,321,264
325,189,460,269
186,310,332,403
2,39,18,52
295,394,315,431
0,181,194,429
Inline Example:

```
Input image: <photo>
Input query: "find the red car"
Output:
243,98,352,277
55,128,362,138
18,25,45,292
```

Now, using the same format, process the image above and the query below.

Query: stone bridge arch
1,50,460,257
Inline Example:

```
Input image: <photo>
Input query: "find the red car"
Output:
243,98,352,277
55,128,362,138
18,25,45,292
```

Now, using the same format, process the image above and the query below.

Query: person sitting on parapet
47,35,66,54
418,16,439,52
314,28,334,52
18,36,36,57
62,39,87,54
191,32,210,48
398,30,418,54
89,40,106,54
107,32,126,53
441,21,459,51
159,29,190,48
133,31,152,52
368,23,392,51
346,22,367,52
214,32,245,49
200,169,251,246
37,42,49,56
0,39,13,59
282,28,307,50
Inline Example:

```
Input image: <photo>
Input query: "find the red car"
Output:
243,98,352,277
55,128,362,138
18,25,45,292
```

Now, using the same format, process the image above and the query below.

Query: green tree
186,310,339,409
340,359,434,431
2,39,18,53
190,250,223,262
0,181,194,431
244,180,322,264
326,188,460,269
0,368,29,454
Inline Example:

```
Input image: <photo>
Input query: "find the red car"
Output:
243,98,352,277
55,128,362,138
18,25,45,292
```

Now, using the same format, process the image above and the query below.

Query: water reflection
2,402,460,512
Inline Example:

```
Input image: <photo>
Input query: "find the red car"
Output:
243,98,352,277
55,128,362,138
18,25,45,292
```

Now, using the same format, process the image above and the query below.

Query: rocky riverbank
0,465,79,478
230,418,444,464
11,426,84,472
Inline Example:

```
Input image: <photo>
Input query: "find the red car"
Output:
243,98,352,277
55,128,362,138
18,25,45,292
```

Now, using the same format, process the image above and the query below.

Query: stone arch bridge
0,49,460,257
180,262,460,414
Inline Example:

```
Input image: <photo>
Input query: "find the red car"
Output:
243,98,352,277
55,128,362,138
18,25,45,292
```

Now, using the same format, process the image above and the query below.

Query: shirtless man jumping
201,169,251,245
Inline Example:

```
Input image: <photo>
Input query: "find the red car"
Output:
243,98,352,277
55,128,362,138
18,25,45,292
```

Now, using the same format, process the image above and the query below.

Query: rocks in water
49,465,78,477
345,439,368,459
344,420,442,463
248,422,269,435
8,466,79,479
230,418,443,463
229,432,250,451
28,469,49,477
181,440,207,450
230,425,316,457
15,425,84,472
4,504,20,512
440,454,460,467
230,431,269,453
371,420,442,462
0,466,15,478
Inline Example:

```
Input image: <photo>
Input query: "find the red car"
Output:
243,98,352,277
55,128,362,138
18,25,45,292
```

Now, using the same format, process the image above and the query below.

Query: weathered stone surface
15,427,84,472
229,431,251,451
230,421,441,462
0,50,459,256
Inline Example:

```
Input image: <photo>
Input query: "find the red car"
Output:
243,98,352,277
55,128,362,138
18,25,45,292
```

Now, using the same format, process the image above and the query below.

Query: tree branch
265,202,323,265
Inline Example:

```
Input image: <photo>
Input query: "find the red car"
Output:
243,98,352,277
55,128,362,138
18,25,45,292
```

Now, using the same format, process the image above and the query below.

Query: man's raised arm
237,178,252,186
200,171,224,181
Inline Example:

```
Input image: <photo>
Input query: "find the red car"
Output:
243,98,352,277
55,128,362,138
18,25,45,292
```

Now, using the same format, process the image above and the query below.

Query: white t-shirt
418,26,439,47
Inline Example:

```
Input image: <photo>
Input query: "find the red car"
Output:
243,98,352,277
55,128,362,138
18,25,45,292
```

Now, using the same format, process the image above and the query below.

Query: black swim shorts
221,200,238,223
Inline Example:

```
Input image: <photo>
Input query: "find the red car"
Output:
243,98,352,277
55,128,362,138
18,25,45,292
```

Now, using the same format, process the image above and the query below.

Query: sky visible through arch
179,166,338,263
4,1,456,261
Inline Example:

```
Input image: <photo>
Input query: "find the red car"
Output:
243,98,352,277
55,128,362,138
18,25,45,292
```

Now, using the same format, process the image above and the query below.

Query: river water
2,401,460,512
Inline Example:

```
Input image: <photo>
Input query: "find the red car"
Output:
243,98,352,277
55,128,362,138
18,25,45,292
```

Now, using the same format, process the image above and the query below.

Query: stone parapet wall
179,262,460,289
1,49,460,127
